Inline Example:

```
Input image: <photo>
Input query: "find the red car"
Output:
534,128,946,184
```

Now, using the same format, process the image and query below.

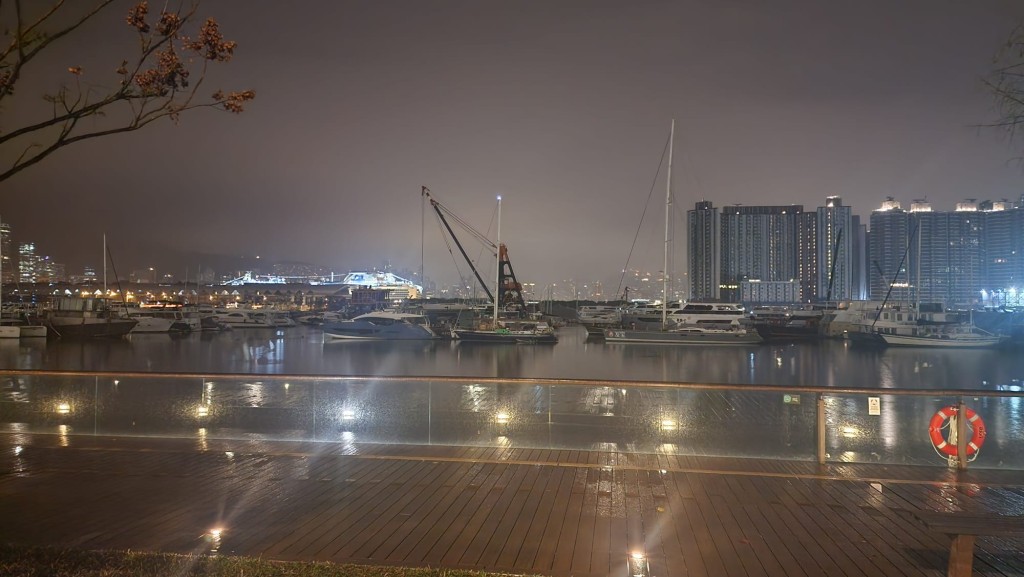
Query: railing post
816,393,826,465
957,397,968,471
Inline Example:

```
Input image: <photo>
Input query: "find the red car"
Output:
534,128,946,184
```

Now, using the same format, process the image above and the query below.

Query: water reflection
3,325,1024,389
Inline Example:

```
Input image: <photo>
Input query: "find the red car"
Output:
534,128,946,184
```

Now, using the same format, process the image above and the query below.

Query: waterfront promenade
2,433,1023,577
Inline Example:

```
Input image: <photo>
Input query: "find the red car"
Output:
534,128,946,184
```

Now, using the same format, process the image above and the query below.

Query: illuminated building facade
719,205,803,302
817,196,855,301
868,198,910,301
0,219,12,284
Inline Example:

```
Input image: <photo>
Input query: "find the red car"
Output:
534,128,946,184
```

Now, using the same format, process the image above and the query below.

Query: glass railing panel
92,375,315,441
2,371,1023,470
825,393,1024,469
0,372,97,437
623,388,817,459
312,379,430,444
426,381,550,447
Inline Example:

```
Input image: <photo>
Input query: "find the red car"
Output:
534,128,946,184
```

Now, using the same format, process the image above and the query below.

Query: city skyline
2,1,1024,287
6,192,1024,308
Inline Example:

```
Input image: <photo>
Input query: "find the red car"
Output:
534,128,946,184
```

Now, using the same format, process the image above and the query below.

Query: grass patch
0,544,532,577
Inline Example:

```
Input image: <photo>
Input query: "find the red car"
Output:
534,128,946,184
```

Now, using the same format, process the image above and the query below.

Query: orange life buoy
928,405,986,457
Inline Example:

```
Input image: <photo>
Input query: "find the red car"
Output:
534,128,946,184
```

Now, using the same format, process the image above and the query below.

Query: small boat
323,311,437,340
1,313,51,339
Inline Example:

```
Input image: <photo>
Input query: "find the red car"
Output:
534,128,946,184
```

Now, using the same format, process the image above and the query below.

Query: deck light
56,402,71,414
628,552,650,577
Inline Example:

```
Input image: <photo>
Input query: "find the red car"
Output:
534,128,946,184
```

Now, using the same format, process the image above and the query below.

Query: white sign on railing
868,397,881,416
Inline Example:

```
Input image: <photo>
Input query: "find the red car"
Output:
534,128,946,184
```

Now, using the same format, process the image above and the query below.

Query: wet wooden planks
3,435,1024,577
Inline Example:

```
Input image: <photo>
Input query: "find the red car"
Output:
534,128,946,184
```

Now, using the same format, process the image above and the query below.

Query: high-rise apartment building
868,198,910,301
796,212,818,302
719,205,803,302
688,200,719,301
983,199,1024,307
817,196,855,301
947,201,986,306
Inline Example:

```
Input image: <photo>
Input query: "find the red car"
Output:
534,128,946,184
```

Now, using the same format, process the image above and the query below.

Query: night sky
3,0,1024,291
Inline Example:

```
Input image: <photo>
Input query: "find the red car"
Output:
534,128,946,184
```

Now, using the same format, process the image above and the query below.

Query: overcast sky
2,0,1023,290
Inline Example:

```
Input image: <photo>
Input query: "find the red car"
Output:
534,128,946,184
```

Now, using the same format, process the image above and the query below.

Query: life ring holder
928,405,986,461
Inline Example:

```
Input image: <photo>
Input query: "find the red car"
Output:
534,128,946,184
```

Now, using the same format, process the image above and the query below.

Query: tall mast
103,234,107,294
494,195,502,324
663,119,675,326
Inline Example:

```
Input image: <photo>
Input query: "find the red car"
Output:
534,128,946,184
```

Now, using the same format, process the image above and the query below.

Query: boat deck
2,433,1023,577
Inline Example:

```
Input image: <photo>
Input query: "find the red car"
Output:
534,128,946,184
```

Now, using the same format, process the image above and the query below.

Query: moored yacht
604,324,762,345
453,318,558,344
41,296,137,339
322,311,437,340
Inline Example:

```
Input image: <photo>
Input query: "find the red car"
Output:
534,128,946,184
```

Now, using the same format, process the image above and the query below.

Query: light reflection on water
2,325,1022,390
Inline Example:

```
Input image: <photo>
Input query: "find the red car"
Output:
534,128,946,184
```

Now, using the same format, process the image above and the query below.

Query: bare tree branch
0,0,253,184
988,22,1024,155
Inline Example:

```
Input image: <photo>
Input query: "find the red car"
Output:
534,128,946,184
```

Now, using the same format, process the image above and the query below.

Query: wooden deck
2,434,1023,577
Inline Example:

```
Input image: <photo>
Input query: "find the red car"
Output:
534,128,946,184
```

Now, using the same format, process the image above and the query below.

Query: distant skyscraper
0,219,12,285
688,201,719,301
817,196,855,301
18,242,39,283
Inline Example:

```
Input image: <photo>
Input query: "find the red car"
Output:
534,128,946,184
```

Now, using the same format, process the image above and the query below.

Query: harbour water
2,324,1022,390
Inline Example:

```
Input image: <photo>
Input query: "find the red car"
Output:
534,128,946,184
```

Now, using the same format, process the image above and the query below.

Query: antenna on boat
663,119,674,327
421,186,428,298
872,221,918,329
494,195,502,324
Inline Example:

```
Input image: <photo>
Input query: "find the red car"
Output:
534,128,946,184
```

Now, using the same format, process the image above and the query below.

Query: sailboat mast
494,195,502,324
663,119,675,326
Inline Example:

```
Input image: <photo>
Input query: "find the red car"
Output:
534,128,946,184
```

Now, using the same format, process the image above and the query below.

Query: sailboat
602,120,762,346
425,190,557,345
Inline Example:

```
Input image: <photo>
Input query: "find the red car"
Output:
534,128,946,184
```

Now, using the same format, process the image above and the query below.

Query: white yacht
323,311,437,340
666,302,748,327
